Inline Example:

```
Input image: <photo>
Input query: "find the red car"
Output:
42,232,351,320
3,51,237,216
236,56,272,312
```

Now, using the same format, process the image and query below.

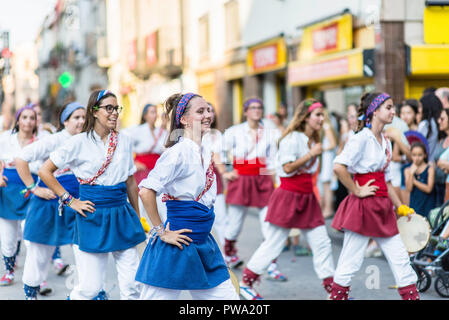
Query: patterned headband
243,98,263,111
96,90,111,103
359,93,391,128
175,93,199,127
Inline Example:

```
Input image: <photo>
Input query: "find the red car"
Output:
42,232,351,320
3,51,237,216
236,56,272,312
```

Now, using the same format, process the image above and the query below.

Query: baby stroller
410,199,449,298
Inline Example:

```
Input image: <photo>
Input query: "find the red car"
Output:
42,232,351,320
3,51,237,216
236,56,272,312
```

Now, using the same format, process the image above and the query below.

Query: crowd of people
0,85,448,300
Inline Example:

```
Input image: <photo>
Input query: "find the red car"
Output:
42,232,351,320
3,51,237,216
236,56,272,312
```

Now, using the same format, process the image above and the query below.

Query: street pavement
0,208,446,300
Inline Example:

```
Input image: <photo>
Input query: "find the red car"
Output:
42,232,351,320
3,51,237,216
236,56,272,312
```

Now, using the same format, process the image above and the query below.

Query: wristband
149,223,165,245
20,182,37,199
58,192,74,216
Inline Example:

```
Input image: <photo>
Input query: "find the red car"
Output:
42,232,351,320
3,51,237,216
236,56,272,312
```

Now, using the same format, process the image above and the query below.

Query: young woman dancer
135,93,239,300
15,102,86,299
38,90,147,300
330,92,419,300
0,105,38,286
239,99,335,300
218,98,277,271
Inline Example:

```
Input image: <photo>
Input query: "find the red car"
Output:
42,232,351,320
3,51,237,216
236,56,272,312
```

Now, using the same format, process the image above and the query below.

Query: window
224,0,240,49
199,14,210,60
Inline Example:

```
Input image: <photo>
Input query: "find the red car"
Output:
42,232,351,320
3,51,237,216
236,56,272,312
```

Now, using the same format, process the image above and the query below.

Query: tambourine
397,214,431,253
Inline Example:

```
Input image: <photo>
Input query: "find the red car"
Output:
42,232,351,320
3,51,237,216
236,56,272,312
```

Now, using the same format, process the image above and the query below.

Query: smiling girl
38,90,146,300
136,93,239,300
330,92,419,300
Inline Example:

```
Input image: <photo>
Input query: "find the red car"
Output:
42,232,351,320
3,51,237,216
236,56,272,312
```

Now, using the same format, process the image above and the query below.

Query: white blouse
18,130,73,177
49,130,136,186
139,137,217,209
276,131,319,177
0,130,42,174
220,121,277,170
202,130,223,156
122,124,167,155
334,127,392,181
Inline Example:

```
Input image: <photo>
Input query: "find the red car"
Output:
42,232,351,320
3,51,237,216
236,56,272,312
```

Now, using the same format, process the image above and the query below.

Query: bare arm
404,167,415,193
333,163,378,198
283,143,322,175
126,175,140,218
387,181,402,209
39,159,95,217
413,166,435,194
15,157,56,200
139,187,193,250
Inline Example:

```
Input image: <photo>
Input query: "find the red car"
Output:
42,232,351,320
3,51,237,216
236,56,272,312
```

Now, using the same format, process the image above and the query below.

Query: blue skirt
23,174,79,246
135,200,230,290
74,183,146,253
0,169,37,220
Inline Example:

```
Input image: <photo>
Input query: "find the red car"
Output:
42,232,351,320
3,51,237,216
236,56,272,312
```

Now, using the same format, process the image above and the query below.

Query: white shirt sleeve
49,135,80,169
278,134,297,166
220,127,235,164
138,147,185,195
18,134,57,163
334,133,363,169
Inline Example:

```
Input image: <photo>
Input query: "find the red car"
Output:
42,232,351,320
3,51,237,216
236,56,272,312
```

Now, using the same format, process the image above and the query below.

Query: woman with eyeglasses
15,102,86,300
216,97,283,279
0,105,39,286
38,90,147,300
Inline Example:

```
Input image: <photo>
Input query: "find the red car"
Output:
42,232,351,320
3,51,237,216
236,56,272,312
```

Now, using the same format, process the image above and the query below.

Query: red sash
233,158,266,176
135,153,160,171
279,174,313,194
353,171,389,197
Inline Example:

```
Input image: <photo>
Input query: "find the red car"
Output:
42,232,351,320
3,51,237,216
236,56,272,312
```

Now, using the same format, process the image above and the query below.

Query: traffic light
58,71,74,88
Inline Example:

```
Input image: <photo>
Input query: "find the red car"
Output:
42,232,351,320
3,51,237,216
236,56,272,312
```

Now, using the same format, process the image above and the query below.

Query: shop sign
247,37,287,75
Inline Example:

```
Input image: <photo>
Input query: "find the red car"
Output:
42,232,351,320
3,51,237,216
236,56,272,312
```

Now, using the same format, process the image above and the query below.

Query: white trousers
247,224,335,279
333,230,418,287
0,218,21,257
69,245,141,300
212,194,227,247
22,242,55,287
224,205,268,241
139,279,239,300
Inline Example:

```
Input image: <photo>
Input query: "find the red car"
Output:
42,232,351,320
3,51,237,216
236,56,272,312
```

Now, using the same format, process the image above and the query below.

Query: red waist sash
233,158,266,176
135,153,161,171
280,174,313,194
353,171,388,197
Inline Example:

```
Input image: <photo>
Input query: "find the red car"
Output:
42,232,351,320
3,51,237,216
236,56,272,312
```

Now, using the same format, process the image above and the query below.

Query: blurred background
0,0,448,131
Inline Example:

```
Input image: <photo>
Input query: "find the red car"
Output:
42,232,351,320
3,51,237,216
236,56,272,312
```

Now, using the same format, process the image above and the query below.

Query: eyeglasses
247,106,263,111
95,104,123,114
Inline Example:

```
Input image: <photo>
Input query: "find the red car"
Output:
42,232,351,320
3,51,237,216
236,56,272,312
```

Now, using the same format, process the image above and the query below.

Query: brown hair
163,93,195,148
82,90,117,138
356,92,383,133
279,98,322,146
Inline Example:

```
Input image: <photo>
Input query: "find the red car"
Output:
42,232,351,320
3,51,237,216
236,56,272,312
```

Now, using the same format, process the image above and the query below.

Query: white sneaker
239,282,263,300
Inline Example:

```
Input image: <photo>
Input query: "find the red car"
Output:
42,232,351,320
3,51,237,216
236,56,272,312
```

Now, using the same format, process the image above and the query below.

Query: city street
0,209,445,301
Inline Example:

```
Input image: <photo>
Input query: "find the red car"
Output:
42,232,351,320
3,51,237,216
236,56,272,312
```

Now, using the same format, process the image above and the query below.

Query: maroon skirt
331,172,399,238
213,165,223,195
265,174,324,229
226,175,274,208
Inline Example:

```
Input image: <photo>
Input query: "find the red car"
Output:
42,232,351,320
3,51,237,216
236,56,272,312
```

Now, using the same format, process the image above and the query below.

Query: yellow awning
407,44,449,77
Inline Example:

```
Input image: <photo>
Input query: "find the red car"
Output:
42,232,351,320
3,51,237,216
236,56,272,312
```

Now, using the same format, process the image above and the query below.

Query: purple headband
359,93,391,128
243,98,263,112
15,104,36,122
175,93,199,127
